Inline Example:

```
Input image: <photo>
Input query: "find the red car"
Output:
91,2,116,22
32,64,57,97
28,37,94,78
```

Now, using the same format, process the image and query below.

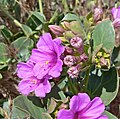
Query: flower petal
44,80,51,93
18,78,38,95
111,7,120,19
70,93,90,113
35,83,45,97
37,33,54,51
53,38,65,57
49,59,63,77
57,109,74,119
17,62,34,79
98,115,108,119
33,63,50,79
30,49,55,64
35,80,51,97
80,97,105,118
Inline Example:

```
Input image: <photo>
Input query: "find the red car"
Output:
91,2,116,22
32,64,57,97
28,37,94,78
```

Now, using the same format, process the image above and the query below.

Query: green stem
84,66,91,91
62,0,69,12
38,0,43,14
68,77,78,95
1,8,22,27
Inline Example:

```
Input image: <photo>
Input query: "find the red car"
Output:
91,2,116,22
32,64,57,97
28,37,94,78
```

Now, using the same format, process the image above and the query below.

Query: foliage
0,0,120,119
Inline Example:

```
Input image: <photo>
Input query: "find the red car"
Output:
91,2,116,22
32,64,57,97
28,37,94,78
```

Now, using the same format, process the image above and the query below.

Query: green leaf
62,13,79,21
27,11,46,30
0,43,9,64
0,0,8,5
0,25,13,40
88,66,119,105
12,107,30,119
103,111,118,119
31,11,46,23
13,95,46,119
12,36,34,59
47,98,57,113
92,20,115,52
14,3,21,21
21,24,33,37
49,10,59,23
69,21,85,37
112,46,120,66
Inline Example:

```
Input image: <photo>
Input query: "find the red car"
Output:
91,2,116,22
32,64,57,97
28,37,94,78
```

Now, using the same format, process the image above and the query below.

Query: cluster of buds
63,36,88,78
49,23,89,79
94,51,110,69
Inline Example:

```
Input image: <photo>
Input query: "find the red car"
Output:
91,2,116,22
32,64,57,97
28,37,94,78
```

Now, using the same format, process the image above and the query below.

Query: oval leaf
62,13,79,21
12,36,34,53
88,66,119,105
92,20,115,52
0,43,9,64
13,95,46,119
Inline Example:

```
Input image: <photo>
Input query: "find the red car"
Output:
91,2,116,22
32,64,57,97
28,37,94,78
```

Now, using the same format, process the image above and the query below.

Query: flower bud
100,57,108,67
94,8,103,21
70,36,83,49
67,66,79,78
61,21,70,30
112,18,120,28
64,55,76,67
48,25,65,36
80,53,88,62
65,46,74,55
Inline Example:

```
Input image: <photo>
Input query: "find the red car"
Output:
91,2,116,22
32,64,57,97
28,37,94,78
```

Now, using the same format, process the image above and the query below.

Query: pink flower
17,33,65,97
17,62,51,97
57,93,108,119
30,33,65,79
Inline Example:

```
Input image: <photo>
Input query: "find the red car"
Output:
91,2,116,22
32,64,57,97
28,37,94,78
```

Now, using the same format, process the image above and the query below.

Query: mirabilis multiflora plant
15,5,120,119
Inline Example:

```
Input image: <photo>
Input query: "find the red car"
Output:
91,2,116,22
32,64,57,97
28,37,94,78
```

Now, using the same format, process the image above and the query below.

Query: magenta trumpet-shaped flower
57,93,108,119
30,33,65,79
17,33,64,98
17,62,51,97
